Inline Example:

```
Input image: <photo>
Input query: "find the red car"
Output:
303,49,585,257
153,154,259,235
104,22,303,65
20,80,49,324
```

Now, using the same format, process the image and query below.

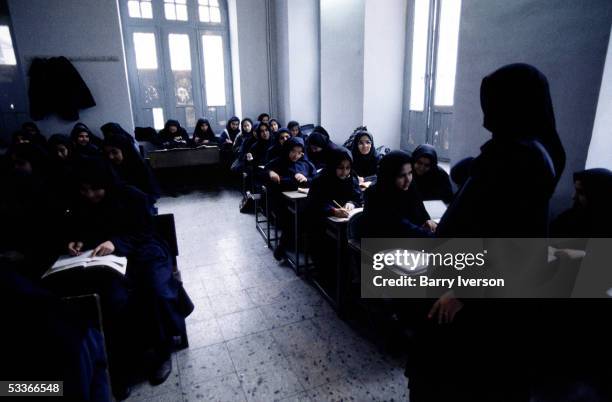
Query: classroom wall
7,0,134,137
586,24,612,171
320,0,365,142
362,0,407,150
451,0,612,215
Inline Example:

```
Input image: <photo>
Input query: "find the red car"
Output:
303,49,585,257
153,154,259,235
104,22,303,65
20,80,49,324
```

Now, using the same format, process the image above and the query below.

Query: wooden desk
281,190,310,275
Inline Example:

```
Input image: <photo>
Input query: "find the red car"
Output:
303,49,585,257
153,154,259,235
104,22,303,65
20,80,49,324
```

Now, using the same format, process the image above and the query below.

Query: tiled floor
126,188,408,402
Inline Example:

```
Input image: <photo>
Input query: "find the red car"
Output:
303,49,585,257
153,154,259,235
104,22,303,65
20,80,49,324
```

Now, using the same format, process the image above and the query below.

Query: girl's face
395,163,413,191
80,183,106,204
279,133,290,144
104,146,124,165
310,145,323,154
289,126,300,137
259,127,270,141
77,131,90,146
358,135,372,155
289,146,304,162
261,116,270,124
56,144,69,160
169,125,178,134
336,159,351,180
230,120,240,131
242,121,252,132
270,121,279,132
201,122,209,131
414,156,432,176
16,135,30,144
573,180,587,208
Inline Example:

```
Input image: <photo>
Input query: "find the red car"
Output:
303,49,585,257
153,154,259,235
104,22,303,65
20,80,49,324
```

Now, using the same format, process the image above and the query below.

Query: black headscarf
363,151,430,237
248,122,272,165
450,157,474,189
224,116,241,142
192,118,217,144
160,119,189,146
100,122,135,144
257,113,270,123
103,134,160,201
306,127,333,170
480,63,565,186
266,128,290,163
265,137,316,188
350,130,379,178
48,134,73,161
70,123,100,157
411,144,453,203
21,122,47,146
287,121,302,137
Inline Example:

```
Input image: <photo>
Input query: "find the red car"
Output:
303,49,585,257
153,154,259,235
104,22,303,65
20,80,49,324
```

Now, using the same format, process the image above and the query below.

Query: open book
423,200,447,223
328,207,364,223
42,251,127,279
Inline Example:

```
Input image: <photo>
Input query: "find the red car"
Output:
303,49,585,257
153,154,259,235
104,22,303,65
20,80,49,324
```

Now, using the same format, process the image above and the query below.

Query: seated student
411,144,453,203
103,134,160,207
551,168,612,237
100,122,136,145
287,120,306,139
70,123,101,158
232,117,254,155
306,148,363,270
21,122,48,147
305,126,335,170
64,158,191,388
246,122,272,167
47,134,76,205
269,118,280,141
159,119,189,148
265,137,317,259
265,128,290,164
362,150,436,238
350,129,380,186
257,112,270,125
192,118,218,146
219,116,241,147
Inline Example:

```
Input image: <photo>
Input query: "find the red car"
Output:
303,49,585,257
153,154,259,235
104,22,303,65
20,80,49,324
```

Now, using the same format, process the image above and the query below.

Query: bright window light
202,35,226,106
133,32,158,69
409,0,430,111
0,26,16,65
434,0,462,106
168,34,191,71
152,107,165,129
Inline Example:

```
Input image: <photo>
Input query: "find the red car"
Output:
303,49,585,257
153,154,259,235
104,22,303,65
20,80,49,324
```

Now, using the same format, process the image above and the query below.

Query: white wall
363,0,407,150
320,0,365,142
586,25,612,171
451,0,612,214
8,0,133,136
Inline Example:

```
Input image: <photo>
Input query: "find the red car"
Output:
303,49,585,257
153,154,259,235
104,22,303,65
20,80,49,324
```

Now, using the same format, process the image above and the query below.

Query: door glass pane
164,3,176,20
168,34,191,71
409,0,430,112
199,6,210,22
0,26,17,66
128,1,141,18
152,107,165,129
202,35,226,106
141,1,153,18
434,0,462,106
133,32,158,69
210,7,221,23
185,106,196,128
176,5,188,21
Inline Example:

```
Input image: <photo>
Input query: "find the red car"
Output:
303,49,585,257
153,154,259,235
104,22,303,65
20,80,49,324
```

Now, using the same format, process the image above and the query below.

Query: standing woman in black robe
70,123,101,158
192,118,218,146
306,147,363,271
411,144,453,203
350,129,380,185
102,134,161,208
64,158,191,386
361,150,436,238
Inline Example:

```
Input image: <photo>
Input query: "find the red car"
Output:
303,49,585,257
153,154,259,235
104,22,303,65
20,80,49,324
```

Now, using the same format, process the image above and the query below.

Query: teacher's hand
92,241,115,257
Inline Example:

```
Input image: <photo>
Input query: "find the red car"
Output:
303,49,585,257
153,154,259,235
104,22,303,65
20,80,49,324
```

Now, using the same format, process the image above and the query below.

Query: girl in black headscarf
159,119,189,148
257,113,270,124
265,137,317,260
232,117,254,155
47,134,75,207
269,118,281,141
219,116,240,146
551,168,612,237
306,126,336,170
350,129,380,183
64,158,191,387
411,144,453,203
21,122,47,146
246,122,272,167
287,120,304,139
70,123,100,158
362,151,435,238
265,128,290,164
192,118,218,146
103,134,160,207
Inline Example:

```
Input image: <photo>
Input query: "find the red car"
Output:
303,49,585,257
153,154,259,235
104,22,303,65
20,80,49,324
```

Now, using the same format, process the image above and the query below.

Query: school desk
281,190,312,275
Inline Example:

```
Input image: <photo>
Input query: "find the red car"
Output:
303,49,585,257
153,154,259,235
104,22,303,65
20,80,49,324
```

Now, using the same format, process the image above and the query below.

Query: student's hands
246,153,254,161
68,241,84,256
294,173,307,183
92,241,115,257
332,208,350,218
269,171,281,184
225,138,233,144
422,220,437,233
344,202,355,211
358,176,365,184
203,140,210,144
428,291,463,324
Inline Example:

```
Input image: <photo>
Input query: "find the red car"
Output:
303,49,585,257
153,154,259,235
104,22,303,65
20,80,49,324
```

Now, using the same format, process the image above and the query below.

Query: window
127,0,153,18
0,25,17,65
405,0,462,159
120,0,233,131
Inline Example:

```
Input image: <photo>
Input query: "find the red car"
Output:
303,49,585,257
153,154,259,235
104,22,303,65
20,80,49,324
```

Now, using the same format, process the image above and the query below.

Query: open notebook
423,200,447,223
328,207,364,223
42,251,127,279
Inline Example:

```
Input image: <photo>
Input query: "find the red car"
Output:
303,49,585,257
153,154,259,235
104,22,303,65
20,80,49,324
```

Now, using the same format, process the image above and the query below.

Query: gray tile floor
126,188,408,402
